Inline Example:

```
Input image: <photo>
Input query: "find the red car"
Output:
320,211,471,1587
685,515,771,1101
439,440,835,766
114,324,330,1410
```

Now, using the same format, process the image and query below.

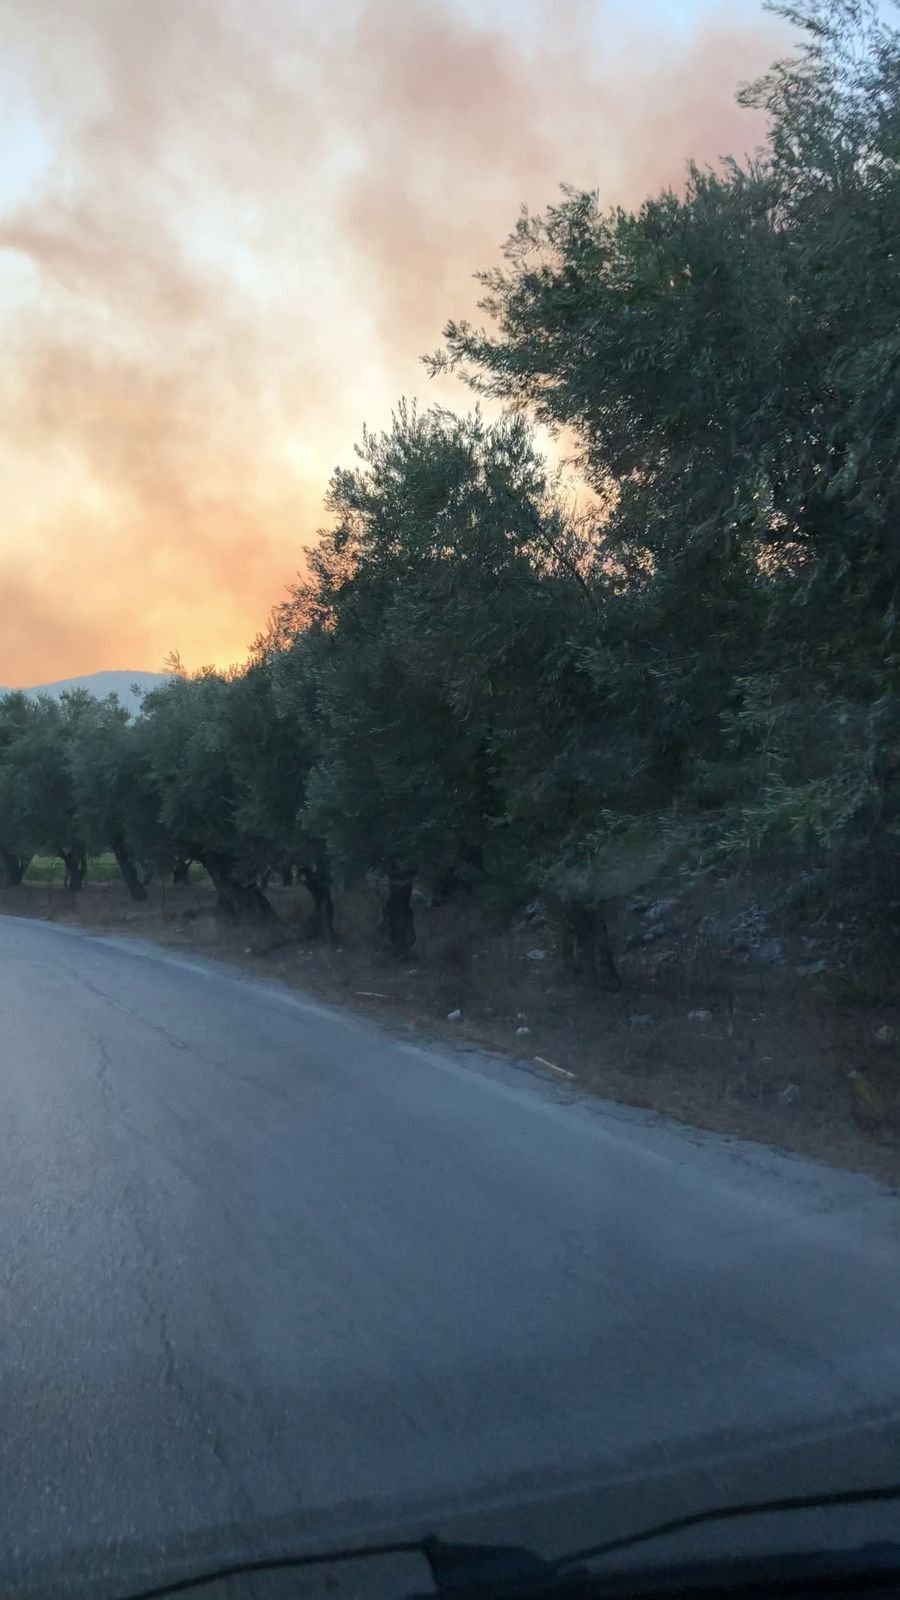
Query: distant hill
0,670,169,716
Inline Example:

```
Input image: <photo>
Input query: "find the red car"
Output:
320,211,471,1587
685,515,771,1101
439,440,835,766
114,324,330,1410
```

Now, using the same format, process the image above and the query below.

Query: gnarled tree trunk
0,849,28,887
281,866,294,888
60,845,86,893
297,864,334,940
111,837,147,903
199,851,278,923
561,901,620,990
172,857,192,886
381,876,415,957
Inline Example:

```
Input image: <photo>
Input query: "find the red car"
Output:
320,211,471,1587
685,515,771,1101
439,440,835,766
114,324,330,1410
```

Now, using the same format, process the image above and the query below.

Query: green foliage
0,693,88,881
3,0,899,944
230,647,325,878
429,0,900,904
68,694,173,883
139,671,262,873
292,404,568,890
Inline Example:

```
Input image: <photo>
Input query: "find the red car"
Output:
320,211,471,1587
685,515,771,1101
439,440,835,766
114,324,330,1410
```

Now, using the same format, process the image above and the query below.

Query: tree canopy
1,0,896,958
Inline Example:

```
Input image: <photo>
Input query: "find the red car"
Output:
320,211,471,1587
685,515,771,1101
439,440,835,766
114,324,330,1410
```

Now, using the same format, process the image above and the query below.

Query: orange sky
0,0,783,684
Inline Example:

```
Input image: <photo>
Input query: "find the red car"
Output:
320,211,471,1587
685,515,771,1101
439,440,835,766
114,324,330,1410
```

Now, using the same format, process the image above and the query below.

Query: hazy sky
0,0,784,684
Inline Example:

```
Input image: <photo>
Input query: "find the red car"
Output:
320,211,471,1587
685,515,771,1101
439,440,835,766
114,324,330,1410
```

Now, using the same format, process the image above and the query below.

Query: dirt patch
3,876,898,1187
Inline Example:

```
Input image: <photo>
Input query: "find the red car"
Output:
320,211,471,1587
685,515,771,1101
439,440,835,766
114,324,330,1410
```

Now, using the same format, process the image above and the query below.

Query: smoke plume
0,0,781,682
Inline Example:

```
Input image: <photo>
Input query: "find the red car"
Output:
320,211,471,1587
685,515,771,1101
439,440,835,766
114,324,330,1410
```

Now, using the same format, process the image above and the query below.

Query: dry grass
2,875,898,1187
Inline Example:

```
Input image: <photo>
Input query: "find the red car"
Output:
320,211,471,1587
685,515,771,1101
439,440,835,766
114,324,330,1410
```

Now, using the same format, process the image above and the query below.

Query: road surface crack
121,1181,249,1505
81,974,191,1054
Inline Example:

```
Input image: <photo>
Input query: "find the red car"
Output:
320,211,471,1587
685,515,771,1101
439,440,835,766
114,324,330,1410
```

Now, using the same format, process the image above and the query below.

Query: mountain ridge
0,670,168,715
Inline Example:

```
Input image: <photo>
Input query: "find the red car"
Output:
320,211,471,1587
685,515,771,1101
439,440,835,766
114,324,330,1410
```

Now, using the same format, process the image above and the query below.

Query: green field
24,855,206,886
25,853,119,885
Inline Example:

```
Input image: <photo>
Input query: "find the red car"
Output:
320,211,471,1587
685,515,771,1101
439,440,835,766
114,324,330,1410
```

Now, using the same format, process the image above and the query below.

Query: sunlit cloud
0,0,782,683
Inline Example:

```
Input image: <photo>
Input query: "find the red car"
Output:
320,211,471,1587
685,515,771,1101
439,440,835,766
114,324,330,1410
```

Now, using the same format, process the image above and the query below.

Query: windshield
1,0,900,1596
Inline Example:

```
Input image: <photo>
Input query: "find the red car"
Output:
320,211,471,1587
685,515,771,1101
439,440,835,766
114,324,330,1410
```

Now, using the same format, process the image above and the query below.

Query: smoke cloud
0,0,781,683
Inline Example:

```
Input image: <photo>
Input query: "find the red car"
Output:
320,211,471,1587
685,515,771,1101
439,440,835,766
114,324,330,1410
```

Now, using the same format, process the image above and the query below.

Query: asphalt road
1,916,899,1597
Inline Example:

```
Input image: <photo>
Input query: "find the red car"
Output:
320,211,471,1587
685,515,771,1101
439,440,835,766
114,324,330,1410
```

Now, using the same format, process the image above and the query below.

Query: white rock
645,897,676,923
526,948,547,961
875,1024,895,1044
687,1008,713,1021
515,1025,531,1036
447,1008,463,1022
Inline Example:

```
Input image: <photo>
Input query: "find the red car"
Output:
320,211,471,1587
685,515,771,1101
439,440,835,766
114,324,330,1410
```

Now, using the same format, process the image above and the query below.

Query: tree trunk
433,845,484,904
172,857,192,886
0,849,27,887
60,846,85,893
281,867,294,888
200,852,278,923
562,902,620,990
432,868,462,905
297,865,334,940
382,876,415,957
111,837,147,903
